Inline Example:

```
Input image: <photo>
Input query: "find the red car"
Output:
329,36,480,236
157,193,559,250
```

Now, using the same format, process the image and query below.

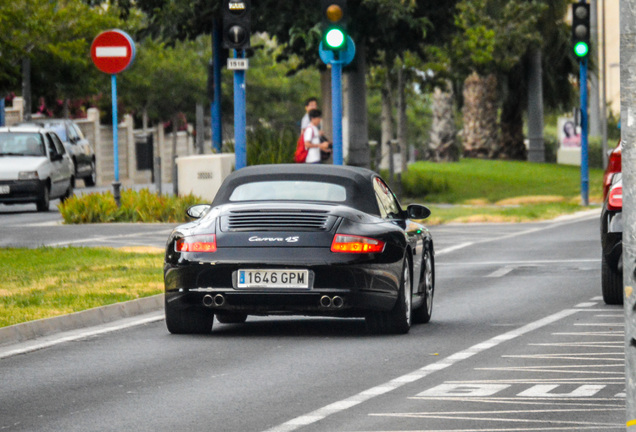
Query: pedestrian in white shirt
301,97,318,132
304,109,331,164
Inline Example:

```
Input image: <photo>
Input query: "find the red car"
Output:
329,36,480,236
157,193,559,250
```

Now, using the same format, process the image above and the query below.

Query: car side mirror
50,153,63,162
186,204,211,219
406,204,431,220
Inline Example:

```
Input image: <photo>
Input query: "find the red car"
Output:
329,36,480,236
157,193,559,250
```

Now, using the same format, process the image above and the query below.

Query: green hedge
59,189,202,224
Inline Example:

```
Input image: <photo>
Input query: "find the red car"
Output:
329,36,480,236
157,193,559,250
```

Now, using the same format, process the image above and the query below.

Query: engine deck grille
222,210,335,232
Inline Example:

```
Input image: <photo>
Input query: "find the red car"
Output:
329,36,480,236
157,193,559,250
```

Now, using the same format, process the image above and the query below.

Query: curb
0,294,164,347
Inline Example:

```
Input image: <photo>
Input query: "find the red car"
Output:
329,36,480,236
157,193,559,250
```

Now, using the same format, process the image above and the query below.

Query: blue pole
331,61,343,166
212,21,222,153
0,98,5,127
234,50,247,169
111,74,119,182
580,58,589,206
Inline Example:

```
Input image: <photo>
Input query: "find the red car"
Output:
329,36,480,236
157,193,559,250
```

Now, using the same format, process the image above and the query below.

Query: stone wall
5,98,199,186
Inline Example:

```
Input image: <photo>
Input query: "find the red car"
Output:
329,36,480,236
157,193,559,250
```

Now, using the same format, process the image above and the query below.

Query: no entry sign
90,30,136,74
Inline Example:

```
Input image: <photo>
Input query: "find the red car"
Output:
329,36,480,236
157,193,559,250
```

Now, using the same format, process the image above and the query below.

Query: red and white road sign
90,30,136,74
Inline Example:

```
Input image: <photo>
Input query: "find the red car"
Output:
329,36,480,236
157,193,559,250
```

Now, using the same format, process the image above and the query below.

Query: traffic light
571,1,590,59
222,0,251,50
322,0,347,51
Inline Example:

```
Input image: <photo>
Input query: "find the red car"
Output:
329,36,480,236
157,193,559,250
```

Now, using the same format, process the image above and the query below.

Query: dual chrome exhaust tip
203,294,226,308
320,295,344,309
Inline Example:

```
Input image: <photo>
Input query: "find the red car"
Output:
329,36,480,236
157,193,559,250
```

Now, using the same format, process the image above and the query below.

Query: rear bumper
164,261,401,316
0,179,44,204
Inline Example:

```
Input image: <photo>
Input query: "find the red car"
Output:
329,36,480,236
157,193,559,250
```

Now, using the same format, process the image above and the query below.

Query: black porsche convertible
164,164,435,334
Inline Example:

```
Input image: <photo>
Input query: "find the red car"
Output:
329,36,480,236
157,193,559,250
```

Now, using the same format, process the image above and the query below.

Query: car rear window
0,132,45,156
229,181,347,202
45,124,67,141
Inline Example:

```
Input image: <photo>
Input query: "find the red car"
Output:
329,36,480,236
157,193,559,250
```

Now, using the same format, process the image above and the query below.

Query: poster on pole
557,116,582,166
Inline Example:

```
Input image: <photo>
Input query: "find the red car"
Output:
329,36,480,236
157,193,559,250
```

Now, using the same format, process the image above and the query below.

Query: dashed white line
262,308,579,432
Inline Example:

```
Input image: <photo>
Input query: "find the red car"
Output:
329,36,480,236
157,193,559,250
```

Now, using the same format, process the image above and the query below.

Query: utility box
176,154,235,202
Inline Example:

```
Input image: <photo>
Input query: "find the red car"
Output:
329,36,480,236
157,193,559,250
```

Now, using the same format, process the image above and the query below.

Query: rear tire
413,247,434,324
216,313,248,324
602,255,623,305
60,179,74,203
165,299,214,334
366,258,411,335
36,185,50,212
84,161,96,187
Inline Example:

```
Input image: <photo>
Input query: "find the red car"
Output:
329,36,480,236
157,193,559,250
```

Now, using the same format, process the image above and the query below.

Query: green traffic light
325,28,345,49
574,41,589,58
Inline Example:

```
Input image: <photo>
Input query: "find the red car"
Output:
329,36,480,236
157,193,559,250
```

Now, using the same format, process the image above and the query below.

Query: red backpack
294,128,312,163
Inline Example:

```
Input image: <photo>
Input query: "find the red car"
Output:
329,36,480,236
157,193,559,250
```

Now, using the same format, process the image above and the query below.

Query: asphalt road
0,210,625,431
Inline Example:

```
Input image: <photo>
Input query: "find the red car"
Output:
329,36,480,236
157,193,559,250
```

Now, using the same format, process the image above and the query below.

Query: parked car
601,173,623,305
603,139,622,200
0,125,74,211
19,119,96,187
164,164,435,335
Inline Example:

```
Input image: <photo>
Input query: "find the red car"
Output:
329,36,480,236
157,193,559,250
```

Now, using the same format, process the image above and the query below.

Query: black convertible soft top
211,164,383,215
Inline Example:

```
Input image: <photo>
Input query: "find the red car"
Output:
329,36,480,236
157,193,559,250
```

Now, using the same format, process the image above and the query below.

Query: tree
498,0,578,160
0,0,124,115
451,0,543,159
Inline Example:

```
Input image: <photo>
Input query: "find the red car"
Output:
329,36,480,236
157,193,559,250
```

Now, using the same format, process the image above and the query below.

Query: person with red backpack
300,109,331,164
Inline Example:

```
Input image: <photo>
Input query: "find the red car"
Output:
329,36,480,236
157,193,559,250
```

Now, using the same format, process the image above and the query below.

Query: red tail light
607,185,623,211
331,234,385,253
175,235,217,252
603,145,622,199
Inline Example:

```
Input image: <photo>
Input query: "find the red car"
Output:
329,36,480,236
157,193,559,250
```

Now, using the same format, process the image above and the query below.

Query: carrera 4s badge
248,236,299,243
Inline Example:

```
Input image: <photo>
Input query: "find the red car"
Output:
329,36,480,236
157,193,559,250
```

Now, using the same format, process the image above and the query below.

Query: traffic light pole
580,58,589,206
233,49,247,170
212,20,223,153
331,59,343,166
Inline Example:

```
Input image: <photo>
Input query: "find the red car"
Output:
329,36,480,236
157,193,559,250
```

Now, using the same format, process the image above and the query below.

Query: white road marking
486,266,515,278
373,407,622,415
516,384,607,397
574,323,624,327
368,412,621,427
437,242,474,255
43,229,171,247
412,396,625,407
262,308,578,432
531,342,623,348
349,426,622,431
417,384,511,397
475,365,623,376
503,353,623,361
575,302,598,308
442,377,623,384
552,331,623,336
435,215,599,259
437,259,600,266
0,312,164,359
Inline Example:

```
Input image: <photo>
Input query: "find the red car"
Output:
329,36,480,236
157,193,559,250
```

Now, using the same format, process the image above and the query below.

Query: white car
20,119,97,187
0,125,75,211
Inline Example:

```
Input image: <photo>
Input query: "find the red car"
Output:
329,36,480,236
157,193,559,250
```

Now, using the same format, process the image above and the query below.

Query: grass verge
0,247,163,328
400,159,603,224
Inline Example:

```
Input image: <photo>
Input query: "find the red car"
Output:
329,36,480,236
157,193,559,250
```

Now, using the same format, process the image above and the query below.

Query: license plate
0,185,9,194
237,269,309,289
